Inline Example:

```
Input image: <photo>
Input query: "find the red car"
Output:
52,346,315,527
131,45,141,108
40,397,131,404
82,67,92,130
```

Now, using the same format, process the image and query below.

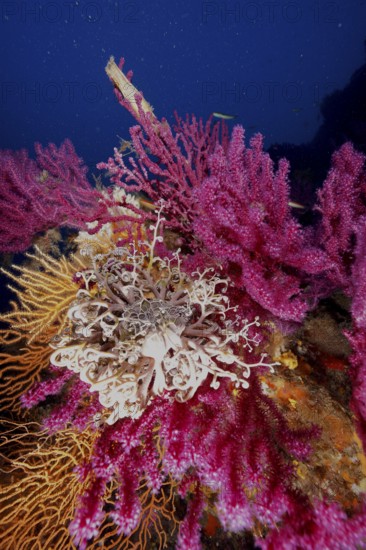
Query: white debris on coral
50,209,275,424
75,186,140,256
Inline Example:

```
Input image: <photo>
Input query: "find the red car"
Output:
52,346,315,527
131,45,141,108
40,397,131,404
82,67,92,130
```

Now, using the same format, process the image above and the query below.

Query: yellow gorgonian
0,247,87,413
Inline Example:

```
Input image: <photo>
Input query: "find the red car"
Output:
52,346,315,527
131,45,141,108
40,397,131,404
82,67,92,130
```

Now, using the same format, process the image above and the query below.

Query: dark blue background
1,0,366,172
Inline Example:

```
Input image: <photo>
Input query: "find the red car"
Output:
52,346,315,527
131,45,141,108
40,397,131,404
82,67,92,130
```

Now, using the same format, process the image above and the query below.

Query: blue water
1,0,366,172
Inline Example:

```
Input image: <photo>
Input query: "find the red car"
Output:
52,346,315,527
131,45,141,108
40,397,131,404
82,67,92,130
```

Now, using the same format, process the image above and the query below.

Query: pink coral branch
20,369,73,409
0,140,104,253
316,142,366,288
193,126,330,321
98,61,227,245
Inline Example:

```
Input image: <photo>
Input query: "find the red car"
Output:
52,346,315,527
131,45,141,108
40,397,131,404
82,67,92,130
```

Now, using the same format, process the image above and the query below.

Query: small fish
291,107,303,114
139,196,156,210
212,112,237,120
288,201,305,210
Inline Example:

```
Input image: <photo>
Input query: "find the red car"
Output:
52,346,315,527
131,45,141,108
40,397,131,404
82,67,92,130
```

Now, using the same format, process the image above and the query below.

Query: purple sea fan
315,142,366,289
66,378,316,550
159,377,317,542
314,144,366,454
259,498,366,550
20,368,73,409
0,140,104,253
346,218,366,451
193,126,330,322
97,57,228,247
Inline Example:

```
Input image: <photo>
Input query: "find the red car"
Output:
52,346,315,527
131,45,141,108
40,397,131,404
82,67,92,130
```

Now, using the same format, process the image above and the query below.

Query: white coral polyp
50,218,274,424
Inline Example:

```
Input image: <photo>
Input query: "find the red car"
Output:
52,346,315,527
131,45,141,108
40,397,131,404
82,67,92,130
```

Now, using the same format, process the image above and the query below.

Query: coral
315,142,366,288
348,326,366,450
0,247,87,413
0,420,97,550
0,204,314,550
61,377,316,550
346,219,366,451
193,126,330,322
97,57,228,247
260,498,366,550
350,218,366,329
312,144,366,456
0,140,103,253
262,363,366,507
75,186,142,251
1,246,87,343
2,56,366,550
0,419,179,550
